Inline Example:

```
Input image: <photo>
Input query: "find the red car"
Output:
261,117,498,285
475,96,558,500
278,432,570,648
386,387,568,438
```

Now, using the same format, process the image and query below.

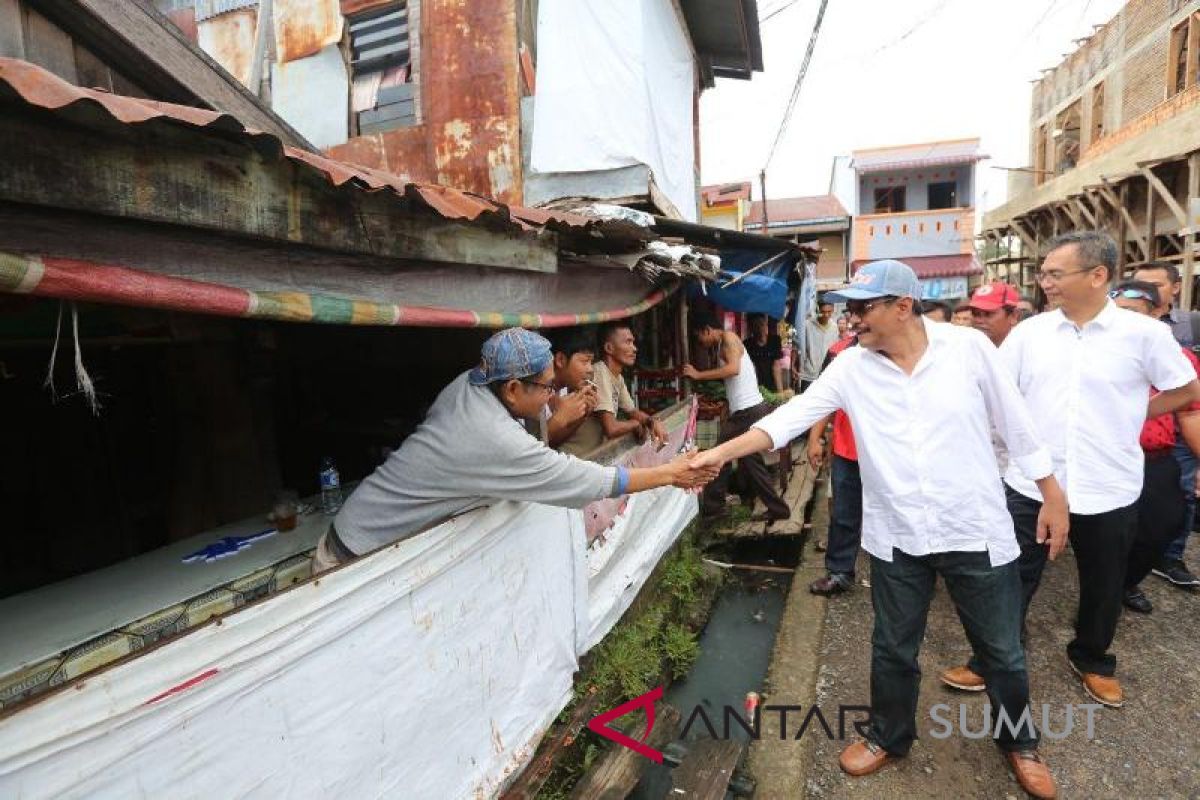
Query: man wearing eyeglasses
689,259,1066,799
942,231,1199,712
312,328,715,572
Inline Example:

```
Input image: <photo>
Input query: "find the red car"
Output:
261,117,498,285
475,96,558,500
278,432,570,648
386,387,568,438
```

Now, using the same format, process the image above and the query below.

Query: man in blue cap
690,260,1067,799
314,327,714,571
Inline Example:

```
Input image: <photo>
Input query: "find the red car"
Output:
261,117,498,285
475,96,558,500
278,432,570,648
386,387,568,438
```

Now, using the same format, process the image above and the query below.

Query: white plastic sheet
271,43,349,148
0,502,586,800
530,0,698,221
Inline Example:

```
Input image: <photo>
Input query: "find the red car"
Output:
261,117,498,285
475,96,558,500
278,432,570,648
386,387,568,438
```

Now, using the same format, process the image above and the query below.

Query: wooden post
1184,152,1200,310
1146,173,1158,262
759,169,769,230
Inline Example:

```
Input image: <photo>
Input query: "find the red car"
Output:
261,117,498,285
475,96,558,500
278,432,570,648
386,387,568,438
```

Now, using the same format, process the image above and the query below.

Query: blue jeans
826,455,862,577
1164,439,1197,562
869,549,1037,755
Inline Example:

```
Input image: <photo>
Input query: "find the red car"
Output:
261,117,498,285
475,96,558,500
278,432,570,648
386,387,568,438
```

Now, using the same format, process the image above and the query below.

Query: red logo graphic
586,686,664,763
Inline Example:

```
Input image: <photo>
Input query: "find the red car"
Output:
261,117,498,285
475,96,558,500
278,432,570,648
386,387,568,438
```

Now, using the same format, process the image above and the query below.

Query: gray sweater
335,371,621,555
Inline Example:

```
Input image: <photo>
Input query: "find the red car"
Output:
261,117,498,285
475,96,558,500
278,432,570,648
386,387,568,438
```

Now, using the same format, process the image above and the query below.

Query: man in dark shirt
743,313,783,391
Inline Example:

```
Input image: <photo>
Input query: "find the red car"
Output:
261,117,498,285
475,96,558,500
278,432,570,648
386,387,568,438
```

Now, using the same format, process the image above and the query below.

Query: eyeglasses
520,378,556,395
1035,267,1094,284
1108,288,1156,304
844,296,896,317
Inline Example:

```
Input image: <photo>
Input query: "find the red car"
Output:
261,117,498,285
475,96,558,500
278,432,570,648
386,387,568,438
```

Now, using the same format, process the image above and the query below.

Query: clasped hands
666,448,723,490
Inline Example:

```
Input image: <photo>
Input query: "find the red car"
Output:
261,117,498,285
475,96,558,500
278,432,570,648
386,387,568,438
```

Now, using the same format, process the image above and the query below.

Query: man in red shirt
807,335,860,595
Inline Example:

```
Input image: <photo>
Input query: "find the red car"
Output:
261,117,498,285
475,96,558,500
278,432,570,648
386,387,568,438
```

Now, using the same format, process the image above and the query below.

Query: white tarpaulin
530,0,698,221
583,485,696,653
0,502,586,800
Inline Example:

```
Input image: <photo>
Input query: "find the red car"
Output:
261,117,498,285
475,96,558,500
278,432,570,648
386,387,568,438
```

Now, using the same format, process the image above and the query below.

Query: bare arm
597,411,644,439
683,332,744,381
1148,380,1200,419
807,414,833,470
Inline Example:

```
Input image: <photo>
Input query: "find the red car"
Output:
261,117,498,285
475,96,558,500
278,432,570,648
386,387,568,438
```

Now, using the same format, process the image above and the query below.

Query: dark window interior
350,2,416,134
873,186,906,213
927,181,958,210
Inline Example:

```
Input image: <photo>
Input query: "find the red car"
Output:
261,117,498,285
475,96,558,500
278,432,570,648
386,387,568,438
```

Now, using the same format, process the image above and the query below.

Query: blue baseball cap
468,327,553,385
826,259,920,302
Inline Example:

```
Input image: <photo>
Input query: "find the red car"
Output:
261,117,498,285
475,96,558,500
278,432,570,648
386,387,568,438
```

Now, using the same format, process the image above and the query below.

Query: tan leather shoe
939,664,987,692
838,739,893,777
1068,660,1123,707
1006,750,1057,799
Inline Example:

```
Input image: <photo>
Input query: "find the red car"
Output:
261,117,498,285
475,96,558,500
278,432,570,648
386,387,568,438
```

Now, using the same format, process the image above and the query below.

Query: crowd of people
694,231,1200,799
304,229,1197,800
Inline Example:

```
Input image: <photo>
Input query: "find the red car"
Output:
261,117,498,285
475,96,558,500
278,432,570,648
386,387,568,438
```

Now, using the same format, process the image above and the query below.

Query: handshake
663,448,725,490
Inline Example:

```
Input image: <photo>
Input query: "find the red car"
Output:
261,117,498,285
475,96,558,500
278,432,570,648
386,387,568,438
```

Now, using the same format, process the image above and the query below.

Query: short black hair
953,303,972,314
547,326,595,360
1045,230,1118,281
923,300,950,320
1134,261,1182,284
1113,279,1161,308
597,320,633,346
817,299,835,310
747,312,768,325
688,310,721,334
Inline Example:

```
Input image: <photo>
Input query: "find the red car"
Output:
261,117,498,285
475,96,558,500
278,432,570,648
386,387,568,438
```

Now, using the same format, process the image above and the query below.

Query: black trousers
825,455,863,577
701,402,790,519
976,487,1137,677
871,549,1036,755
1126,455,1184,589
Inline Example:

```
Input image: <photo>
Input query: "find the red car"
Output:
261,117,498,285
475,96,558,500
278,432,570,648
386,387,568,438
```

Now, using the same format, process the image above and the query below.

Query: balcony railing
852,207,975,262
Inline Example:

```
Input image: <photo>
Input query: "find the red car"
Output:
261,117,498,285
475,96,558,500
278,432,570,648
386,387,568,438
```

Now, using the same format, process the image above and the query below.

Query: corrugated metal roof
744,195,849,227
0,56,627,242
851,138,986,174
852,254,983,279
194,0,259,23
700,182,752,206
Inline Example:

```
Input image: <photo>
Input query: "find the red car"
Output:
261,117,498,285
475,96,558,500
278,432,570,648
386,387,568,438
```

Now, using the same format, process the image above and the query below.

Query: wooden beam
24,0,310,147
570,704,681,799
1099,183,1148,261
1074,194,1099,228
1140,165,1190,229
1010,218,1039,256
669,739,745,799
0,111,559,273
1147,173,1158,261
1185,152,1200,310
1058,200,1083,230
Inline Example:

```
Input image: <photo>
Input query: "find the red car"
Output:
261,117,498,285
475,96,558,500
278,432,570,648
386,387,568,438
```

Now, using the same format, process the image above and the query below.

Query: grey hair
1045,230,1118,281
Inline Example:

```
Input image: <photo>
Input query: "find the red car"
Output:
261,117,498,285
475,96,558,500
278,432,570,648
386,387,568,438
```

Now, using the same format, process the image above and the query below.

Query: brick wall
1123,35,1169,121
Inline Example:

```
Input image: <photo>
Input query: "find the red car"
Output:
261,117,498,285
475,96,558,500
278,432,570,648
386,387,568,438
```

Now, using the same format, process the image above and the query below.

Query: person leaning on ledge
311,327,716,573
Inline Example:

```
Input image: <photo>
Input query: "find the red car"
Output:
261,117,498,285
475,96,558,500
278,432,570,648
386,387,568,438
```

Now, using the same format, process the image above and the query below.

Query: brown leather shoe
1068,661,1123,707
939,664,987,692
1006,750,1057,799
838,739,893,777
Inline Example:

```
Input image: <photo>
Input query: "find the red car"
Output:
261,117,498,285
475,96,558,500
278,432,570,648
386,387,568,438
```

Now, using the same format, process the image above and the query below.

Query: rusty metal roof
0,57,638,244
851,138,987,174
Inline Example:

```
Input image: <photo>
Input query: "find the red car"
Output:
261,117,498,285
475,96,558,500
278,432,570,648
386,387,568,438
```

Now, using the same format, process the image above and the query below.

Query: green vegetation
535,527,722,798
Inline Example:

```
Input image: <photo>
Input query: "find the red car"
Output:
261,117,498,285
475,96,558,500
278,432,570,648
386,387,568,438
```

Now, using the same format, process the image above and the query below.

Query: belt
326,524,357,561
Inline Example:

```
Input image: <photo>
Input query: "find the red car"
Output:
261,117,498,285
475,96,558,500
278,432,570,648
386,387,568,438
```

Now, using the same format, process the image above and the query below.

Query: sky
700,0,1128,213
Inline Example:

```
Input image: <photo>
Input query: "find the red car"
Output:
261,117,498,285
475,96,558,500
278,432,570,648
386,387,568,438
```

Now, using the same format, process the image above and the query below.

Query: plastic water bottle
319,456,343,514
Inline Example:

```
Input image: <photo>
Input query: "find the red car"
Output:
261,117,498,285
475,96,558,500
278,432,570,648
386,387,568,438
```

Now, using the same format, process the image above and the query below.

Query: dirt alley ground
747,478,1200,800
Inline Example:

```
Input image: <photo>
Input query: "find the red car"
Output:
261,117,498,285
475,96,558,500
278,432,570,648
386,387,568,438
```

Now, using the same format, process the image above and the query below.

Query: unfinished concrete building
982,0,1200,306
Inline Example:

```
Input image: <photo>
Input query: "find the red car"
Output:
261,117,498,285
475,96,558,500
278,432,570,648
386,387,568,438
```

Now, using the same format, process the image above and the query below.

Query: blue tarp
689,249,797,319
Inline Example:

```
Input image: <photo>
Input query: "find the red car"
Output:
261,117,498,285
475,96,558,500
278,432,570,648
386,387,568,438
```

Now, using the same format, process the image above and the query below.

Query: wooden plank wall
0,0,152,96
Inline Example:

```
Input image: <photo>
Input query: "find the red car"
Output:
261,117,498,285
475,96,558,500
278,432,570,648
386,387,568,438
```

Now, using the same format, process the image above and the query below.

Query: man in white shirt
942,232,1200,710
691,260,1066,800
684,311,791,527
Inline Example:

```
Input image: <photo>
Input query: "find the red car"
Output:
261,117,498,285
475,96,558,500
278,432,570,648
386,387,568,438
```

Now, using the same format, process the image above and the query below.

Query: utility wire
763,0,830,169
761,0,802,23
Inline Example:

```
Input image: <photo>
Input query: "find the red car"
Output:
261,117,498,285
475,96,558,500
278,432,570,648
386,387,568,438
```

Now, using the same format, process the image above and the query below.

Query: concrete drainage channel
627,535,804,799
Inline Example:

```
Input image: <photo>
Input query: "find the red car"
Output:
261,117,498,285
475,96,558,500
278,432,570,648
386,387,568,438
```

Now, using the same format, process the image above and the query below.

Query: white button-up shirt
1001,300,1196,514
754,319,1053,566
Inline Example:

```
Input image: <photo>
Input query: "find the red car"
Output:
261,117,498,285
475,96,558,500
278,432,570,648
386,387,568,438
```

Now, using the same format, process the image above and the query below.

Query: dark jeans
701,402,790,520
1163,439,1197,561
1127,455,1184,588
826,455,862,577
870,549,1036,756
978,487,1137,677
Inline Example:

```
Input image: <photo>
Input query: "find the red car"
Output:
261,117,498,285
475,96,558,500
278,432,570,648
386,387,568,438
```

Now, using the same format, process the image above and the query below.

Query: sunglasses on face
844,296,897,317
1108,288,1156,304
